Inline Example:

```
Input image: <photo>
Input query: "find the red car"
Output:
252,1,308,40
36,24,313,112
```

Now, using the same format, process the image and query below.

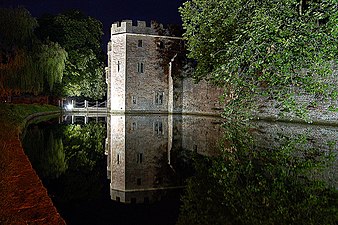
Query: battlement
111,20,161,35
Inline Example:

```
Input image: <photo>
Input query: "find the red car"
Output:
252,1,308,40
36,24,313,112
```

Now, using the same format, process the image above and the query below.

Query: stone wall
107,20,224,115
254,95,338,124
107,33,126,112
125,35,169,112
111,20,158,36
180,78,223,115
254,65,338,123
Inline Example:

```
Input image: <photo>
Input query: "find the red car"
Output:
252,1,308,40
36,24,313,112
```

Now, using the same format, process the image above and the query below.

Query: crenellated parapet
111,20,160,35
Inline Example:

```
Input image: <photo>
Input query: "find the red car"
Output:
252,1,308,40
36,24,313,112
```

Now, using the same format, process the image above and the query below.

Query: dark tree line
0,7,106,100
0,7,67,97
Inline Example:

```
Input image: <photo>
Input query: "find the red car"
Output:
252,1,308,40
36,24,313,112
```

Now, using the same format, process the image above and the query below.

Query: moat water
22,114,338,225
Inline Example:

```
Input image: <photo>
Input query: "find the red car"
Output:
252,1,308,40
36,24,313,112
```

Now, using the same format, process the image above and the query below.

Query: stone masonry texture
107,20,223,115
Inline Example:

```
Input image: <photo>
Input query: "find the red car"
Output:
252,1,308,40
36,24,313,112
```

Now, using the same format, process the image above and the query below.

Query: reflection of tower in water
106,114,223,204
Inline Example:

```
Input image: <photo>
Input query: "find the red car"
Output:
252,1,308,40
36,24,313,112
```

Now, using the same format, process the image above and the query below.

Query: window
137,62,144,73
117,154,120,164
137,178,141,185
132,122,137,131
132,96,137,104
155,91,164,105
137,153,143,163
117,61,120,72
138,40,143,47
154,121,163,135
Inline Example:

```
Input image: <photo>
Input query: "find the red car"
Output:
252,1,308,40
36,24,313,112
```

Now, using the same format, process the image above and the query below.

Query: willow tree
180,0,338,122
36,41,68,92
0,7,67,97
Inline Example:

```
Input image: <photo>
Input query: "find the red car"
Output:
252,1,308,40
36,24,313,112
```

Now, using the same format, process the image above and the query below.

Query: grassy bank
0,103,65,224
0,104,60,140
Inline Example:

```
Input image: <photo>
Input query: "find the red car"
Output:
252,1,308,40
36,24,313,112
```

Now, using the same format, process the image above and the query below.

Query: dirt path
0,114,65,224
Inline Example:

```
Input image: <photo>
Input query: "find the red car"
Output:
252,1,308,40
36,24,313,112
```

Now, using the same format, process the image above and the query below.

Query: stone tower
106,20,182,113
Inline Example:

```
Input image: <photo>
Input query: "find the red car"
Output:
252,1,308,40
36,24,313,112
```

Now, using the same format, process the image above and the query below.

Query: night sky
0,0,186,50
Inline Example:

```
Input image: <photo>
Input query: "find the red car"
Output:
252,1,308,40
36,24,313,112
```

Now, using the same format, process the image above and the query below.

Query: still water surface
22,114,338,225
23,114,223,225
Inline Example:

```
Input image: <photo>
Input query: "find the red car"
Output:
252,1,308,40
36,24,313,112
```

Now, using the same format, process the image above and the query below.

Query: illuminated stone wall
107,33,126,112
107,20,223,115
124,34,169,112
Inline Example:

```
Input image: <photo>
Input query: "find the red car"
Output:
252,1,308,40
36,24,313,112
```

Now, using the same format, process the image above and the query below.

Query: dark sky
0,0,185,50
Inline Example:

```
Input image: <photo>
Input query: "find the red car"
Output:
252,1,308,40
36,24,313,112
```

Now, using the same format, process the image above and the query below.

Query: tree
0,7,37,48
35,40,68,92
37,10,106,100
0,7,67,97
180,0,338,122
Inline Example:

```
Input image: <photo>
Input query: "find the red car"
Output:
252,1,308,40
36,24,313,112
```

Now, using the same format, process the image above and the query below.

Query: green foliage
0,103,59,140
37,10,106,100
0,7,67,97
51,122,106,201
63,122,106,170
180,0,338,121
0,7,37,47
23,125,68,179
178,123,338,225
22,120,106,202
179,3,338,223
0,40,67,96
36,41,68,91
62,49,105,99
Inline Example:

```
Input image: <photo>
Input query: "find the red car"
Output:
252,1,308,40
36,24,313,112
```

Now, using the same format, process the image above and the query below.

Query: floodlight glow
65,103,74,111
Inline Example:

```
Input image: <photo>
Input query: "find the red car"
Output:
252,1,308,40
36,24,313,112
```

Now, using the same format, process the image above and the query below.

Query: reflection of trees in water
24,121,107,203
54,122,107,202
63,122,106,170
23,125,67,179
178,123,338,225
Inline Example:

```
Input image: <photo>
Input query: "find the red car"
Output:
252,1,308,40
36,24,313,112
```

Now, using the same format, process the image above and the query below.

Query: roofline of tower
111,20,160,30
111,32,183,40
110,19,182,38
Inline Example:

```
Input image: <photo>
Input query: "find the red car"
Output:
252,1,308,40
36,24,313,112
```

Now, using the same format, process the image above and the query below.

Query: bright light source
65,103,73,111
